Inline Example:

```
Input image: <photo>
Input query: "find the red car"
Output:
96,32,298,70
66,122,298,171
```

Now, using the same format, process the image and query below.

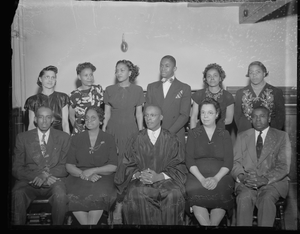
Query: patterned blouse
234,83,285,133
69,84,104,135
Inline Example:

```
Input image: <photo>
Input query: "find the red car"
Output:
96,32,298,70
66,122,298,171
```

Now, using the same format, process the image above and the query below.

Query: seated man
114,105,187,225
12,106,71,225
231,106,291,227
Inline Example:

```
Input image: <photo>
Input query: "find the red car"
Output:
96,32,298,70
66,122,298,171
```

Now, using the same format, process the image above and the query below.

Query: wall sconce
121,33,128,52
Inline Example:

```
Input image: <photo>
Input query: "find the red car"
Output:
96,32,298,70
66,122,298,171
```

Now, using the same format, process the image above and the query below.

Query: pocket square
175,90,183,99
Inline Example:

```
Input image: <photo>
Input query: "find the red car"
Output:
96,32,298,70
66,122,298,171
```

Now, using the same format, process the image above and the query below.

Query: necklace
205,87,223,101
89,141,105,154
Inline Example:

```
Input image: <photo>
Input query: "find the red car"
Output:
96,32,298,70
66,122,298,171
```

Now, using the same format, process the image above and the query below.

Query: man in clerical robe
114,105,187,225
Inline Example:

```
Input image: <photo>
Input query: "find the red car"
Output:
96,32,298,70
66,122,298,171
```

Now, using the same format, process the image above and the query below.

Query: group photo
9,0,297,230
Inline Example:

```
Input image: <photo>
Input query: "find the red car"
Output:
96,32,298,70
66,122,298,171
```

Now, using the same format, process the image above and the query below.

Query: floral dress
234,83,285,133
69,84,103,135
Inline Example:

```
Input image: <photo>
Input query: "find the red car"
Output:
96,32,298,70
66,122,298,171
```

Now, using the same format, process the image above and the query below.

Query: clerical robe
114,128,187,225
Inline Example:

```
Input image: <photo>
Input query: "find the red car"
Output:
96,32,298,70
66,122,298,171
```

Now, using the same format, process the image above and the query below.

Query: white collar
37,128,50,142
147,127,161,138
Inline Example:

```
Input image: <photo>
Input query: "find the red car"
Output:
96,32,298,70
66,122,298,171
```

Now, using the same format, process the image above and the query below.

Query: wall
11,0,297,108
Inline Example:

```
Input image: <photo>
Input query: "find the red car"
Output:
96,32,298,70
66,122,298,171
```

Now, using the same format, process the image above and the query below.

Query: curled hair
116,60,140,82
246,61,269,77
161,55,176,67
37,65,58,87
85,106,104,122
76,62,96,75
203,63,226,85
199,97,221,122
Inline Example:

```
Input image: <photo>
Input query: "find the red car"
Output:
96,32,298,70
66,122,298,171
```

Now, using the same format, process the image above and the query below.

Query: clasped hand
138,168,160,185
240,171,268,189
29,172,60,188
200,177,219,190
80,168,102,183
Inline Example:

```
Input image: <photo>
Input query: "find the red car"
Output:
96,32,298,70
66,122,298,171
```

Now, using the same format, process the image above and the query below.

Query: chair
26,199,52,225
252,197,287,229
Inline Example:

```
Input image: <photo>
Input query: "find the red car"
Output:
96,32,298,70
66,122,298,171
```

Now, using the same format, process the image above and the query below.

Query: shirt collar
255,126,269,135
37,128,50,142
147,127,161,138
162,76,175,83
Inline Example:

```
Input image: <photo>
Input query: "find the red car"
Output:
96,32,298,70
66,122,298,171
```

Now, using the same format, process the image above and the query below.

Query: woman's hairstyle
199,97,221,121
76,62,96,75
37,65,58,87
116,60,140,82
203,63,226,85
85,106,105,123
246,61,269,77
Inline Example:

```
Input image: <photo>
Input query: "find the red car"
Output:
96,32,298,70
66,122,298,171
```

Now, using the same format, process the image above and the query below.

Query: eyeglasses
144,114,159,118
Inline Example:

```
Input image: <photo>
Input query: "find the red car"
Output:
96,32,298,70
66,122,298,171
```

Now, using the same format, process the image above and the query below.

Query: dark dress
24,91,70,131
69,84,104,135
234,83,285,133
114,129,188,225
185,126,234,214
104,84,145,159
65,130,118,212
192,88,234,129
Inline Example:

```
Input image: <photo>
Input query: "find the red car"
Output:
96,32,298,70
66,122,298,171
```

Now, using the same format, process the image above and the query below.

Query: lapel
162,78,181,110
245,129,258,164
46,129,55,159
257,128,277,165
153,82,165,106
30,128,45,165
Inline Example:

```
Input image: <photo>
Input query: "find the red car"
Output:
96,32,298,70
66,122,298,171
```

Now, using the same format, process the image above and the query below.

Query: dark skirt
185,158,234,213
65,173,117,212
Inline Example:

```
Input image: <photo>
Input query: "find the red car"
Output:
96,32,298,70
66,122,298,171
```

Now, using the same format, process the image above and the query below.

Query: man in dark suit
11,106,71,225
232,106,291,227
145,55,191,146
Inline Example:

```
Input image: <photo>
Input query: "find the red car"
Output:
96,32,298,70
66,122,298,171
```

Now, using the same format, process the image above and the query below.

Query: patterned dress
234,83,285,133
103,84,145,160
24,91,70,131
69,85,103,135
192,88,234,129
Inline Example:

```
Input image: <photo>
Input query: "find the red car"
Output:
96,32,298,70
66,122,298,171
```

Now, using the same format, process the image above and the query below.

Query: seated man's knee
51,182,67,202
257,189,278,204
236,189,253,205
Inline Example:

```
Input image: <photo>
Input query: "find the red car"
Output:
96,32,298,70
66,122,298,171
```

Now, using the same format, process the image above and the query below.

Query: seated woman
65,106,118,225
185,97,234,226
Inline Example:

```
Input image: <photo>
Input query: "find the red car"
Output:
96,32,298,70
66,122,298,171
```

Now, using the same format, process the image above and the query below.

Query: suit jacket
12,128,71,182
231,127,291,198
145,78,191,144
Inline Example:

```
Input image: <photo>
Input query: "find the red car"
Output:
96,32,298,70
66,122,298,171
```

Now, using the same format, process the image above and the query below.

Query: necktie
256,131,263,161
40,134,48,157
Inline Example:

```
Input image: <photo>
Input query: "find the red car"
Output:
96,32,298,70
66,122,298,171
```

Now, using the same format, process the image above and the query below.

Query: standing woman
185,97,234,226
69,62,104,135
65,106,118,225
102,60,145,157
234,61,285,133
24,65,70,134
190,63,234,130
102,60,145,224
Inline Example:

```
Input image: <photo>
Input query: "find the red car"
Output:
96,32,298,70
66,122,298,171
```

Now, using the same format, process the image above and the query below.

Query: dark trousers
11,180,68,225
